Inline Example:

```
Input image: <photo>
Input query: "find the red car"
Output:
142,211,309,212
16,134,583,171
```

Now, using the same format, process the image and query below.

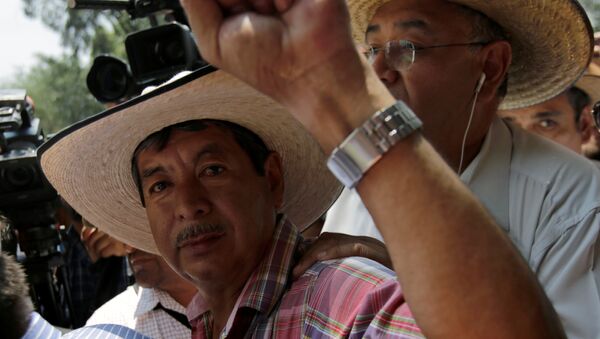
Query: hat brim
347,0,593,110
39,67,342,254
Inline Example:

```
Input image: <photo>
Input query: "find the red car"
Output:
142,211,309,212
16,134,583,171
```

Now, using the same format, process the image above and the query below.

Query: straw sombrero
38,67,342,254
575,63,600,106
347,0,593,110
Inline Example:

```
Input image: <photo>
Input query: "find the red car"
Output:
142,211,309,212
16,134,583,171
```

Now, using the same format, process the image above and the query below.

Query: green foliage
11,0,152,132
6,55,104,133
21,0,150,58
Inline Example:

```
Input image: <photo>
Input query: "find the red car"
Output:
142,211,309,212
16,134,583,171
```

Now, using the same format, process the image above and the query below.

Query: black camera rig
71,0,206,103
0,89,73,327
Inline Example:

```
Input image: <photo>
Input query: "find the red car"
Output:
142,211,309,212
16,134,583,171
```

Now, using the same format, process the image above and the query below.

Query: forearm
359,135,562,337
295,60,564,338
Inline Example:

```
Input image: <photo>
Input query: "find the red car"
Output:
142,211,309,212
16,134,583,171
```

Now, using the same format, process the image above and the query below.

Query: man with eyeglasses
177,0,598,337
317,1,598,337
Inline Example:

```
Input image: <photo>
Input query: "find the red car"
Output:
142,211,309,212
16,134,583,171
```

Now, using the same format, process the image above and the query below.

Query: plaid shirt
186,216,423,338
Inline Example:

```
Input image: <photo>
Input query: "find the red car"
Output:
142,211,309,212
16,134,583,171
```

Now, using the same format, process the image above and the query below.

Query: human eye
148,181,170,195
538,119,558,129
360,43,382,61
202,165,225,177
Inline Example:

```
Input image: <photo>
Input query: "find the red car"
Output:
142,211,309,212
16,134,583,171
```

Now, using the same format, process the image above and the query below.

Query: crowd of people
1,0,600,338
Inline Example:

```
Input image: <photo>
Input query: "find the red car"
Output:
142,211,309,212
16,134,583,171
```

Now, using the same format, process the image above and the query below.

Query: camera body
0,89,56,215
81,0,206,103
0,89,71,327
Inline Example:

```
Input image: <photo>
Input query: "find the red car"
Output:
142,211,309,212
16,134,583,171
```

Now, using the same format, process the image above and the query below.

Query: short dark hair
0,252,33,339
567,86,591,126
131,120,271,206
457,5,510,98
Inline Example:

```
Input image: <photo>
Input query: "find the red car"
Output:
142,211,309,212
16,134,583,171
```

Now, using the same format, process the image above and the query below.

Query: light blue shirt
323,117,600,339
21,311,151,339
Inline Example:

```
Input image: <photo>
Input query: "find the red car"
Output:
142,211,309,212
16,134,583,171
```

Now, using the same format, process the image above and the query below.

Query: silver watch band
327,101,422,188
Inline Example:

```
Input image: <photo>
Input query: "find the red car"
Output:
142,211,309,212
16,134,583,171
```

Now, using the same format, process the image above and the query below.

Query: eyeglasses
361,40,489,71
592,101,600,131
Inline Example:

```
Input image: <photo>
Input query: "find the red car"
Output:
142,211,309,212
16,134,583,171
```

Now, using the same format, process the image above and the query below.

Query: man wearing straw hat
498,66,600,155
175,0,599,337
39,64,564,337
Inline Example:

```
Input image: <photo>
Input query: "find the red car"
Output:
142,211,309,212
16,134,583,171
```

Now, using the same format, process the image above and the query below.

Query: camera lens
155,39,184,66
97,63,129,99
6,165,36,188
86,55,135,103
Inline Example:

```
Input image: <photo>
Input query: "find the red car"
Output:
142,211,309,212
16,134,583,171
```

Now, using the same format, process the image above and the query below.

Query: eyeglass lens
386,41,416,70
361,41,416,71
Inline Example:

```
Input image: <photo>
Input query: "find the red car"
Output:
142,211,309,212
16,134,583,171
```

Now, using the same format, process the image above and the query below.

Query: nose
371,50,400,86
174,179,211,221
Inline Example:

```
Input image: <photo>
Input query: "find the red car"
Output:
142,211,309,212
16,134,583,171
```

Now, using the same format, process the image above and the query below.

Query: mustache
175,223,225,248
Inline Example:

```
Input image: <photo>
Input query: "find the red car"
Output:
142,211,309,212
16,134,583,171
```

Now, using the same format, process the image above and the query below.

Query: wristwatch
327,101,422,188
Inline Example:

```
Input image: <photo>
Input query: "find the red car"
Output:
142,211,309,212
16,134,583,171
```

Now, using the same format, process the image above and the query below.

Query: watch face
327,102,421,188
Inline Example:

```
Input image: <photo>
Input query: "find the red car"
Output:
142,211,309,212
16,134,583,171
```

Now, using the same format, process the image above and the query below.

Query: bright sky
0,0,63,82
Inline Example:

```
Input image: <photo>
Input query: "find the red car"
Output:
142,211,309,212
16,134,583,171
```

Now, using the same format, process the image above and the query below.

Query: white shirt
86,285,191,339
323,117,600,339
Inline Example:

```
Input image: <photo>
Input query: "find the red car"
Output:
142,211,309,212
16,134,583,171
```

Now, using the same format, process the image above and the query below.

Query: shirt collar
135,286,187,317
186,215,301,322
460,117,512,229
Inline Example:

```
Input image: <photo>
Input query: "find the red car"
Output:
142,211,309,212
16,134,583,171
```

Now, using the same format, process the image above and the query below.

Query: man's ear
263,152,285,209
478,40,512,102
579,105,594,143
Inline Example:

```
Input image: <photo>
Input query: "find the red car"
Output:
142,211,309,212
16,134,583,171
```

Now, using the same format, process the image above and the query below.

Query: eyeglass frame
362,40,491,71
592,101,600,131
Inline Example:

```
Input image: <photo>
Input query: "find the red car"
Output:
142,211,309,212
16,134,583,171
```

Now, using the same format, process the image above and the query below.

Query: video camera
0,89,72,327
71,0,206,103
0,90,56,213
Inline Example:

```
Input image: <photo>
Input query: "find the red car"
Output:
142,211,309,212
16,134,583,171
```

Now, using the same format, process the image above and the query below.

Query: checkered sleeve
300,257,423,338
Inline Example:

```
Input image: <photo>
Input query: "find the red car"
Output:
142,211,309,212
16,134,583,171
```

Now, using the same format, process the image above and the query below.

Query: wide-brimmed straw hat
347,0,594,110
39,67,342,254
575,63,600,106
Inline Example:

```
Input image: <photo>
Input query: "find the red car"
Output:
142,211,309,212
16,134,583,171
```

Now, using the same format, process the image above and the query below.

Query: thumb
180,0,224,65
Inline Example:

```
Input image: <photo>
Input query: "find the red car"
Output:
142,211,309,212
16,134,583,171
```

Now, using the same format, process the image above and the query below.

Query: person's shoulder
85,285,138,326
63,324,151,339
509,124,600,184
301,257,397,289
284,258,406,334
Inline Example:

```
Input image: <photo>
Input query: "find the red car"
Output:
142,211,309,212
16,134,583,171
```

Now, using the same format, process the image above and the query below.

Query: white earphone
475,72,486,93
458,73,487,174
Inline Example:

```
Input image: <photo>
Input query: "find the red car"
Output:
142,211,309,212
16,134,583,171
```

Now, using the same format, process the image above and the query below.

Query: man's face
366,0,497,160
136,126,283,288
498,93,583,153
128,248,176,289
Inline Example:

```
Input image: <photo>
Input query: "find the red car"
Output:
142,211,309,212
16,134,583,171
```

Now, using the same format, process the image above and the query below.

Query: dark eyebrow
366,19,430,39
142,166,165,180
140,142,224,181
193,142,224,163
394,19,429,31
534,111,561,119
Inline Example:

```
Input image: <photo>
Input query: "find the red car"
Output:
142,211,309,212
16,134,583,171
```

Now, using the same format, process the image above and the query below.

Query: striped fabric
62,324,152,338
187,216,423,338
22,311,62,339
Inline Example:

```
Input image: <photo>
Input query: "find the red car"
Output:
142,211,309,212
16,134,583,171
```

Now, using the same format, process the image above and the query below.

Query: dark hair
567,86,591,126
0,252,33,339
457,5,510,98
131,119,271,206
